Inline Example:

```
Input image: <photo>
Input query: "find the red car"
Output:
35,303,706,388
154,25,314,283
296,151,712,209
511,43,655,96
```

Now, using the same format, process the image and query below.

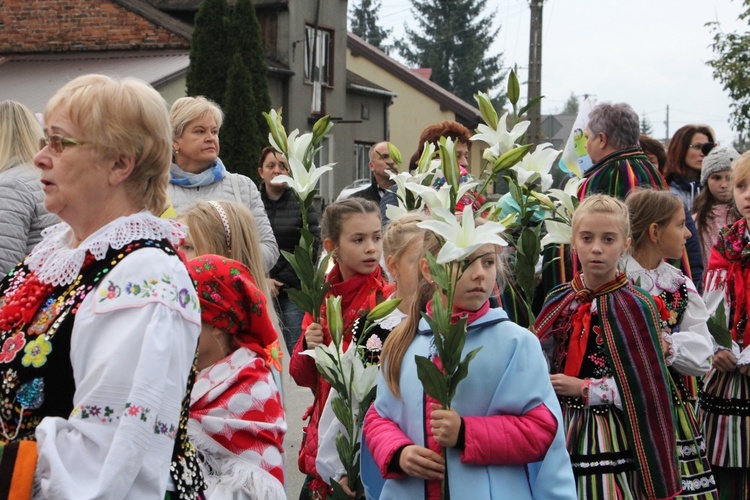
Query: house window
305,25,332,86
354,142,373,181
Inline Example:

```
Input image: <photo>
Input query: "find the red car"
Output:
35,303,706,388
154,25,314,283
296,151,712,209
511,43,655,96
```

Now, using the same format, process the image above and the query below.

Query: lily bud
312,115,333,146
366,298,402,322
326,295,344,347
387,142,403,169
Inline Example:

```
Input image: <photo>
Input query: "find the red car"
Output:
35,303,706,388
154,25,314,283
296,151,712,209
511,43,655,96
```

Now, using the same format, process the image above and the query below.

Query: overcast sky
370,0,747,145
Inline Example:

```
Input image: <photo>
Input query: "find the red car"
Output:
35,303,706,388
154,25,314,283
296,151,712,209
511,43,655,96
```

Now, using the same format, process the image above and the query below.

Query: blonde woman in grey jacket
167,96,279,272
0,100,58,275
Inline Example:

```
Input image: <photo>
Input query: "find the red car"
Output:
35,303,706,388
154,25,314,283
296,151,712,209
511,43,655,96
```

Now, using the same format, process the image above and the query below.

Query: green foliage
562,92,579,115
186,0,230,105
350,0,392,50
707,1,750,139
395,0,506,105
707,300,733,349
640,114,654,136
232,0,271,179
222,54,260,183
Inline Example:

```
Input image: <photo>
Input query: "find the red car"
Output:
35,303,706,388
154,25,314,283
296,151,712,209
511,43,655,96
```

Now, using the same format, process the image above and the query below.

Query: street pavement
282,350,313,499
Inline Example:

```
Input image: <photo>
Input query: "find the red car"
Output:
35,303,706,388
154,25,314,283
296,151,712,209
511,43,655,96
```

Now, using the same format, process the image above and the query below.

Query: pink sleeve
461,403,558,465
363,405,413,479
289,313,319,389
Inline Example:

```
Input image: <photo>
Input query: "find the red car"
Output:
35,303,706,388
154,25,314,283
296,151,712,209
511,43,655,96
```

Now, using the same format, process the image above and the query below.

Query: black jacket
260,184,321,290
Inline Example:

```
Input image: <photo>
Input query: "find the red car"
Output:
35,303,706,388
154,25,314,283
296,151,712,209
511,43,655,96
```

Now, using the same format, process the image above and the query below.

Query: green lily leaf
285,288,314,316
518,95,545,119
415,355,448,405
448,346,483,401
707,300,733,349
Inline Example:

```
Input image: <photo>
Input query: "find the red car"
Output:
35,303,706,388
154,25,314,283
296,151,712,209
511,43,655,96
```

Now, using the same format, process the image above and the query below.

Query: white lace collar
26,212,186,286
376,307,409,331
622,255,685,294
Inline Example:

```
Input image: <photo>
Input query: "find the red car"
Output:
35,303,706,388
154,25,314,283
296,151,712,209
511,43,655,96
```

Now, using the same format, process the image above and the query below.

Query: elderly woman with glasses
0,74,203,499
662,124,716,211
167,96,278,272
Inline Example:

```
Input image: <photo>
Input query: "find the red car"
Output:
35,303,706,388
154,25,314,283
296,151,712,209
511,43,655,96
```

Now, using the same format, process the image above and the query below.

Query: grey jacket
0,164,59,275
167,173,279,272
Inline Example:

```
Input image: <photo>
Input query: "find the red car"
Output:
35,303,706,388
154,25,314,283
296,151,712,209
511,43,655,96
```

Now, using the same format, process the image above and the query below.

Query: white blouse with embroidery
623,256,713,376
29,213,201,498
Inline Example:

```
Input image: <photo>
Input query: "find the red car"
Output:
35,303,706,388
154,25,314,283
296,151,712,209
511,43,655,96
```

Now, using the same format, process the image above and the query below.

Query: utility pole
527,0,544,145
664,104,670,143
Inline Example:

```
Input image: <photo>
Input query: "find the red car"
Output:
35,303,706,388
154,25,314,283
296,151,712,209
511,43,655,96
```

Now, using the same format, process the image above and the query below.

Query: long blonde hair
0,100,42,173
181,200,281,335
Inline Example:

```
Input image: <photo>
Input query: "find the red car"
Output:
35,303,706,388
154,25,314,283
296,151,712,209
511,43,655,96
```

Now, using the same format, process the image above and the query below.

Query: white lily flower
439,137,460,189
510,143,559,192
548,177,582,217
314,343,345,387
272,157,332,200
286,130,314,165
418,206,508,264
385,201,409,221
416,142,438,173
471,112,530,156
541,216,573,247
349,352,379,404
406,182,478,221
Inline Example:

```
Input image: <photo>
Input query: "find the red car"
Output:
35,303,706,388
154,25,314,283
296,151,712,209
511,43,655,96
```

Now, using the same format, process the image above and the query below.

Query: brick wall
0,0,189,53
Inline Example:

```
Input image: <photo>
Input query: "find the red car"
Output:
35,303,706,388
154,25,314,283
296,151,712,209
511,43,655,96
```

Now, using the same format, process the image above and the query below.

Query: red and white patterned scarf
189,347,286,498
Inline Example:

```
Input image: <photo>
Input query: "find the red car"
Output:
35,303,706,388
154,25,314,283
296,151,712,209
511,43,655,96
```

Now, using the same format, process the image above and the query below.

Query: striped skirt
672,391,718,499
699,368,750,497
562,401,640,499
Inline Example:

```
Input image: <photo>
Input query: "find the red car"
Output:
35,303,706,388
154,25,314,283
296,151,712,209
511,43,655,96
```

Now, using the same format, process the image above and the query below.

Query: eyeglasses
688,142,716,155
39,134,88,154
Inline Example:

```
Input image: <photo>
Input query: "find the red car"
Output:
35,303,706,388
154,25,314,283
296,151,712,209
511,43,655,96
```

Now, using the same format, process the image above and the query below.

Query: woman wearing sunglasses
0,100,58,275
662,124,716,211
0,75,204,499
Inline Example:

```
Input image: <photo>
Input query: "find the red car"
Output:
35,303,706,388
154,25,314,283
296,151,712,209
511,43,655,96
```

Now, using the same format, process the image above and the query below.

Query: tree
640,114,654,136
707,1,750,139
231,0,271,177
350,0,391,50
186,0,230,106
222,53,260,183
562,92,579,114
395,0,506,105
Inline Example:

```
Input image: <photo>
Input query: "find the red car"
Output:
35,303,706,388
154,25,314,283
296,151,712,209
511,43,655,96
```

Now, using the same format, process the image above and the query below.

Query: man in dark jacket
258,147,321,354
349,141,396,202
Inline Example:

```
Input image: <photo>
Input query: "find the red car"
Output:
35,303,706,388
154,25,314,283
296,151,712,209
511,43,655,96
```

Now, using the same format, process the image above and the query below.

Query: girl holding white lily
316,213,426,498
363,214,576,499
290,197,392,499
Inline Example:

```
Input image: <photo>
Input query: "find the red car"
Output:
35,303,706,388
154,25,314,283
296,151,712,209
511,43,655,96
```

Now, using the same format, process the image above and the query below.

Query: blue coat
363,308,576,499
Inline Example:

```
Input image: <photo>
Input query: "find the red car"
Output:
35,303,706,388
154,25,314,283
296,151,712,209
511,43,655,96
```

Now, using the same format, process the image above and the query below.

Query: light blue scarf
169,159,227,187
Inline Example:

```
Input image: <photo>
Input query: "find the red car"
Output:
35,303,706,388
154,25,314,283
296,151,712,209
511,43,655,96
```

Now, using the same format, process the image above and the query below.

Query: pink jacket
363,401,558,487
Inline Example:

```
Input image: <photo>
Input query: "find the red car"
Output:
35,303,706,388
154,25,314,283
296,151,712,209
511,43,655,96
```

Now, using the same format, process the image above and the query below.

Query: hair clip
207,200,231,248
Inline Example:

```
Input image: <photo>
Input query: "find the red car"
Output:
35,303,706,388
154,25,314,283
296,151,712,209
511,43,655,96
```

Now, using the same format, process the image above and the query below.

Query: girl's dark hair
663,124,714,181
321,197,380,243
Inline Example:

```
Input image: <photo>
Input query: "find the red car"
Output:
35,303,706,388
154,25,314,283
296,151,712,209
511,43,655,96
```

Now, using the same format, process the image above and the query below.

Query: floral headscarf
188,255,277,360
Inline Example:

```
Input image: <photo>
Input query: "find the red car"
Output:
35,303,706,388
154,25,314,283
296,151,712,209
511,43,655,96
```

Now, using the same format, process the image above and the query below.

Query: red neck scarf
425,299,490,326
564,273,628,377
321,264,391,339
706,218,750,346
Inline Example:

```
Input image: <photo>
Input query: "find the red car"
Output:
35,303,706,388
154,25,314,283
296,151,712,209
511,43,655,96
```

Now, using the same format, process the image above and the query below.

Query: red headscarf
188,255,277,359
